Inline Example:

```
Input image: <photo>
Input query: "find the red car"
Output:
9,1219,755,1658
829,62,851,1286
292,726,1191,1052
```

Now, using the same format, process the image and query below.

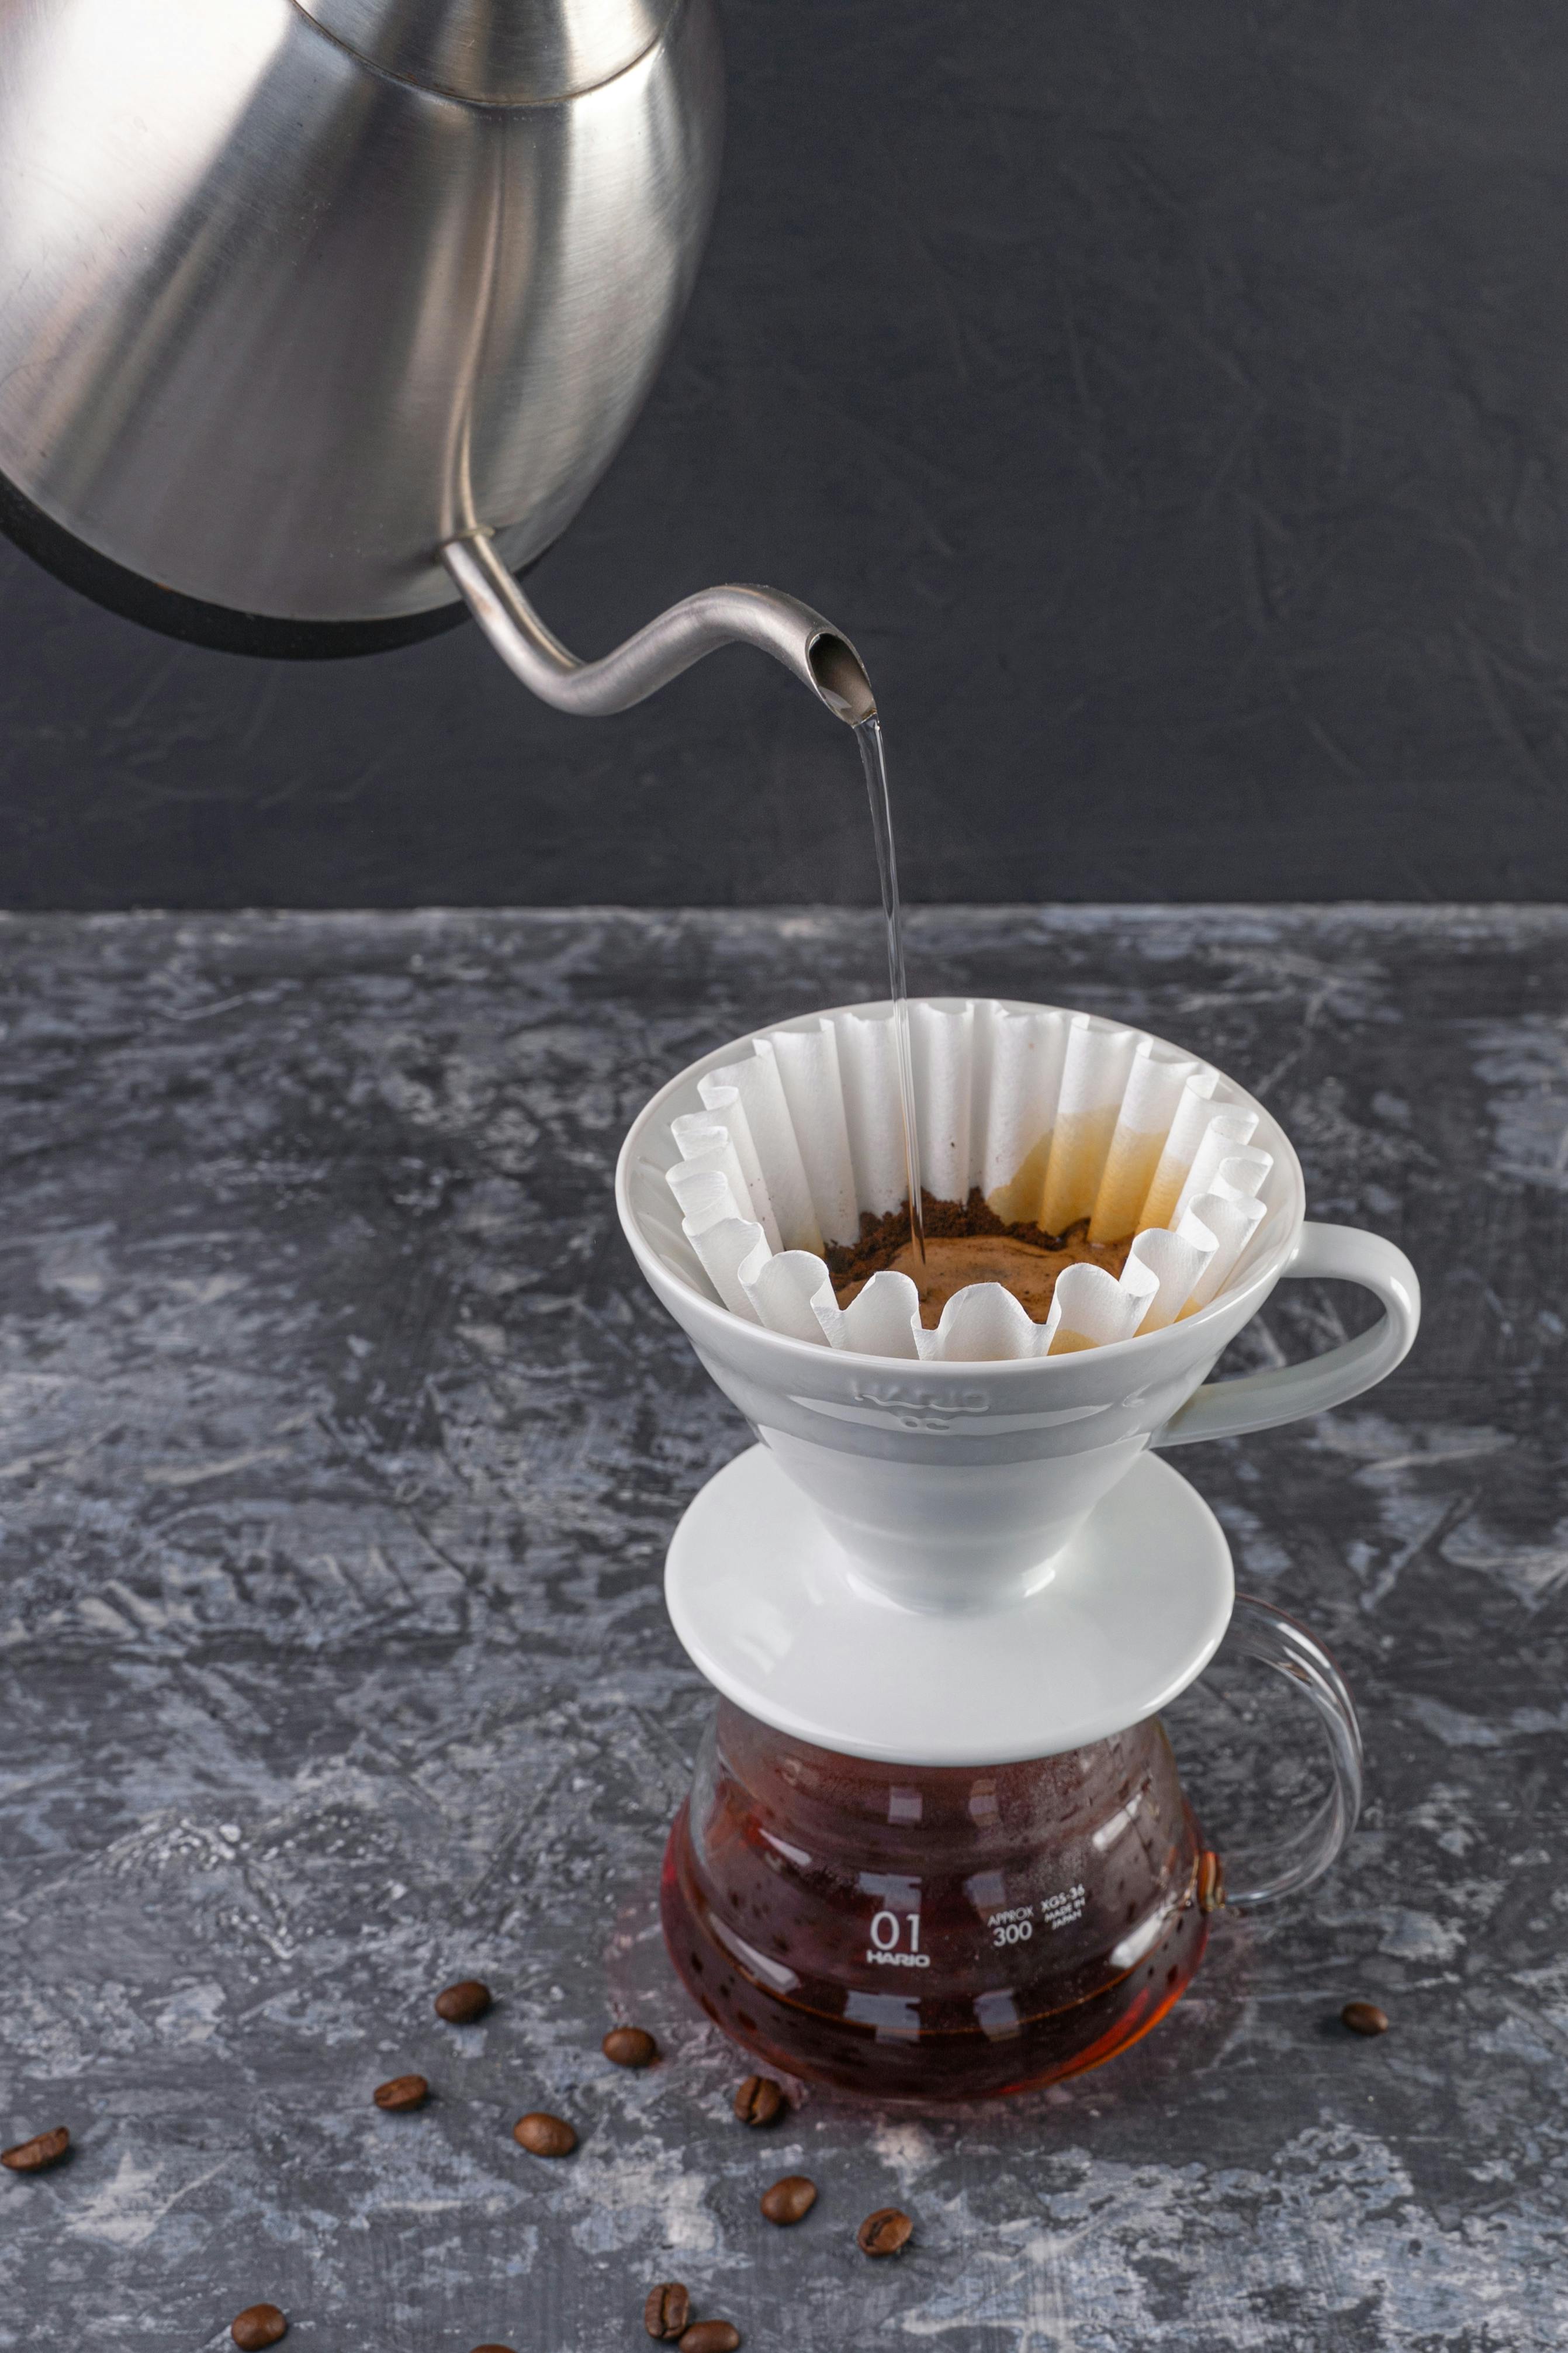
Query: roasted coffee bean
858,2206,914,2257
760,2174,817,2225
603,2025,659,2069
434,1978,493,2024
373,2074,429,2112
1,2125,69,2173
643,2282,691,2340
513,2110,576,2157
1341,2000,1390,2037
678,2326,740,2353
469,2344,517,2351
230,2306,287,2350
732,2073,784,2127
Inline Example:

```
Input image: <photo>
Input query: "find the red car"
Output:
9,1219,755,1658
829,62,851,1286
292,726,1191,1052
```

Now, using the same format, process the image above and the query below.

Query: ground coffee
828,1191,1133,1328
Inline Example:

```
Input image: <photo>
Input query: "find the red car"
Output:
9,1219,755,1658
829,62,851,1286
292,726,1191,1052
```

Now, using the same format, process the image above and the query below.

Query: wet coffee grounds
826,1190,1133,1328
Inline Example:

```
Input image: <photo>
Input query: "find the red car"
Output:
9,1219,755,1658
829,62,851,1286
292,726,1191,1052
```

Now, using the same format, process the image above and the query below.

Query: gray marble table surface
0,906,1563,2353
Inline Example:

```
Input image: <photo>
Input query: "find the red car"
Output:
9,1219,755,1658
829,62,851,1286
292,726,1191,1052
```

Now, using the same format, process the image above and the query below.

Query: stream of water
853,713,926,1266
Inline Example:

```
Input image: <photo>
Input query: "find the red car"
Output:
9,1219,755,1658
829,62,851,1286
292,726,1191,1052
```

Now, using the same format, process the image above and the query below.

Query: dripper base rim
664,1444,1234,1767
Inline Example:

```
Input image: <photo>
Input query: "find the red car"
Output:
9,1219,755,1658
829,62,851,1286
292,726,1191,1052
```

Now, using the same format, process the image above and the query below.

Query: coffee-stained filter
650,1000,1276,1363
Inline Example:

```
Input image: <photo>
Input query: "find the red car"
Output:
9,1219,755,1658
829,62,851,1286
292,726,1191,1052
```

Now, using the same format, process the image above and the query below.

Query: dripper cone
619,1008,1411,1730
615,1006,1340,1612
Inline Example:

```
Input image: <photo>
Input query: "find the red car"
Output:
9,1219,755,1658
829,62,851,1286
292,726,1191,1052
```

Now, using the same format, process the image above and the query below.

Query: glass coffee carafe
662,1598,1361,2102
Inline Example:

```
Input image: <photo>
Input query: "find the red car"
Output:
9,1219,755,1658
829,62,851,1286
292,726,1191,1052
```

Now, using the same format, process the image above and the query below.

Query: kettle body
0,0,723,653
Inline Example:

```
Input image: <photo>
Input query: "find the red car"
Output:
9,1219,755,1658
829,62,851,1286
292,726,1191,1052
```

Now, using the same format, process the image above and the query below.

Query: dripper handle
1153,1222,1420,1449
1197,1594,1363,1912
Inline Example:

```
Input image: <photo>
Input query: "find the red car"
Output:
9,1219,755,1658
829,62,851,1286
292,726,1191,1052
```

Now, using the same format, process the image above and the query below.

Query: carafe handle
1154,1222,1420,1449
1198,1594,1363,1912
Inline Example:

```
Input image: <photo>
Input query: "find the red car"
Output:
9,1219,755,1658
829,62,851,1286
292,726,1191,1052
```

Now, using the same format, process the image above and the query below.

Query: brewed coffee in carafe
664,1699,1217,2102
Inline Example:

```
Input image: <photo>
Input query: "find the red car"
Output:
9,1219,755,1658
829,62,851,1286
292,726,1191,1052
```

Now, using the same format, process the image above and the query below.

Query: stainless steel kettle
0,0,875,723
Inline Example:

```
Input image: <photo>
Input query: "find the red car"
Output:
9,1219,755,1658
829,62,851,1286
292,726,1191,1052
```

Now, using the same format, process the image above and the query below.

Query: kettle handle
1196,1594,1363,1912
1154,1222,1421,1450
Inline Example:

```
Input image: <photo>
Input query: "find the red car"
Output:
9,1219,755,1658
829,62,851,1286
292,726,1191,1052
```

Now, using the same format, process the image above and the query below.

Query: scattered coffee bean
733,2074,784,2127
643,2282,691,2340
678,2326,740,2353
469,2344,517,2351
604,2025,659,2069
373,2074,429,2112
1341,2000,1389,2037
513,2110,576,2157
1,2126,69,2173
434,1979,493,2025
760,2174,817,2225
858,2206,914,2257
230,2307,287,2350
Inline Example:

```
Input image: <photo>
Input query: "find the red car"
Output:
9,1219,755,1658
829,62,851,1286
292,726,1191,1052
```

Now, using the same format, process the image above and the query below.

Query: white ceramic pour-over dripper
619,1001,1419,1765
617,1001,1421,1615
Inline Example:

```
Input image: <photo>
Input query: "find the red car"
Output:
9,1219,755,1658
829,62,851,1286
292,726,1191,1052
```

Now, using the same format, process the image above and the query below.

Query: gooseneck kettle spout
442,534,877,725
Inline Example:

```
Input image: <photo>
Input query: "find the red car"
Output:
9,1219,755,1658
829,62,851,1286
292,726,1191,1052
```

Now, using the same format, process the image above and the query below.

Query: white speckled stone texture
0,907,1562,2350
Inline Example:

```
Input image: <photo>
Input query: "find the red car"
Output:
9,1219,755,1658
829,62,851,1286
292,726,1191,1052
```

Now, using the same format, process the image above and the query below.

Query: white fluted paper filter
635,998,1289,1362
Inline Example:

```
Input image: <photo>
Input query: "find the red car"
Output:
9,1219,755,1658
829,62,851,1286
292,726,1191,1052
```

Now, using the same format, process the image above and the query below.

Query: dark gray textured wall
2,0,1567,908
